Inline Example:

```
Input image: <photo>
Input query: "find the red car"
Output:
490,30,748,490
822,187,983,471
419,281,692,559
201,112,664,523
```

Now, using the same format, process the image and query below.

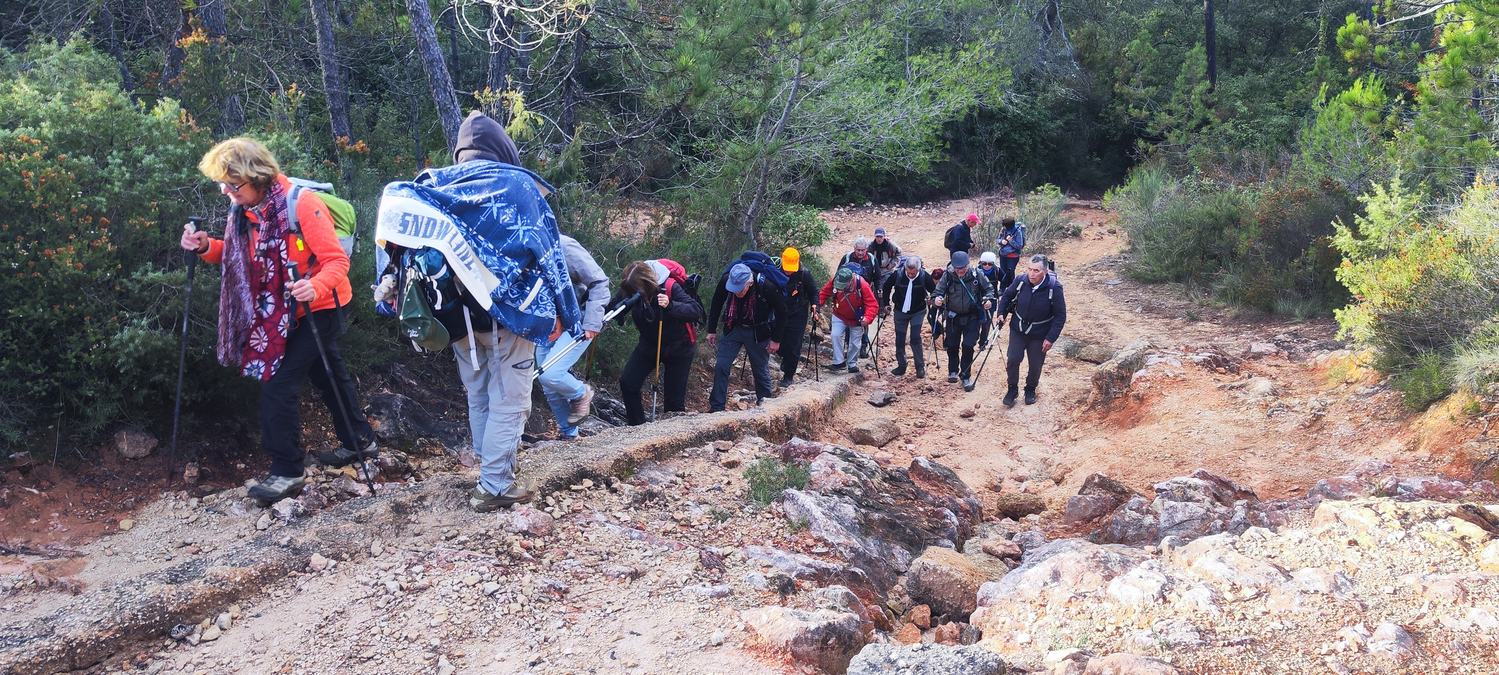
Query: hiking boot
947,372,959,383
1003,389,1018,407
469,483,535,513
1024,389,1038,405
249,474,306,506
779,377,794,389
963,377,975,392
567,386,595,425
915,367,926,379
890,364,907,377
847,364,860,374
314,439,379,468
825,362,847,372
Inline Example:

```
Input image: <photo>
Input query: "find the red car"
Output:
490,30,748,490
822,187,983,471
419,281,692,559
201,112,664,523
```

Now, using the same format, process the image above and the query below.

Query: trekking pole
870,314,884,373
974,313,999,385
534,294,639,379
167,217,204,485
287,264,375,496
651,319,663,421
810,312,820,382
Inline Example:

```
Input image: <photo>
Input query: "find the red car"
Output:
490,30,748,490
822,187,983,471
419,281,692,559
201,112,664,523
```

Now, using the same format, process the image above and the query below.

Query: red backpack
656,258,703,344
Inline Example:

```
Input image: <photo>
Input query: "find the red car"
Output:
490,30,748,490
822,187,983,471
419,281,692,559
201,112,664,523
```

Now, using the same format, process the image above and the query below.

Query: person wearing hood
777,247,818,388
996,254,1067,407
536,233,610,439
611,261,703,425
932,250,995,391
706,263,788,412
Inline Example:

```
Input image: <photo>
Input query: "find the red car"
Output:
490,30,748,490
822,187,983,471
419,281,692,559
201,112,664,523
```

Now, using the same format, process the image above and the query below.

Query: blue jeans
709,327,773,412
536,332,591,437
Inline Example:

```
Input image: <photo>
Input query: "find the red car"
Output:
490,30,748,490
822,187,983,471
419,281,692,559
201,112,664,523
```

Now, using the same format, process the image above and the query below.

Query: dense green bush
1390,352,1453,411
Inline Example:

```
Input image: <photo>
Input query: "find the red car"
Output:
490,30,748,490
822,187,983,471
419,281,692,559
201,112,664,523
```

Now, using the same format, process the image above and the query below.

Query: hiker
706,263,788,412
375,110,581,512
977,251,1002,350
536,234,610,439
996,254,1068,407
181,137,376,505
817,266,878,373
996,217,1026,288
778,247,818,388
869,227,903,289
944,213,978,257
931,250,995,391
839,236,880,290
613,261,703,425
879,256,935,378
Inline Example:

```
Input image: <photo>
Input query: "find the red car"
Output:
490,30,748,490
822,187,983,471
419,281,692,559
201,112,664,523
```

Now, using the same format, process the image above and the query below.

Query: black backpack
944,224,963,251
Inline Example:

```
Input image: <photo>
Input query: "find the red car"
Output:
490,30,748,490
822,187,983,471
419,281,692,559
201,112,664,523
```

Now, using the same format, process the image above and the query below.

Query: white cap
979,251,998,265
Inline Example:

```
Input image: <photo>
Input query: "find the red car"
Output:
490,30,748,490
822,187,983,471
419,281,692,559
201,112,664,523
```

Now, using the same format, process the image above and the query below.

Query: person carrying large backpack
839,237,880,291
996,254,1067,407
706,262,788,412
932,250,995,392
612,261,704,425
944,213,978,257
375,110,580,512
869,227,903,291
818,266,878,373
996,217,1027,288
778,247,818,388
879,255,935,379
180,137,377,505
536,234,611,439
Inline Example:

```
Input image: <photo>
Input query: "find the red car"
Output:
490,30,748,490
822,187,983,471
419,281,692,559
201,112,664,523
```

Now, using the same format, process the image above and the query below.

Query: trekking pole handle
185,216,204,234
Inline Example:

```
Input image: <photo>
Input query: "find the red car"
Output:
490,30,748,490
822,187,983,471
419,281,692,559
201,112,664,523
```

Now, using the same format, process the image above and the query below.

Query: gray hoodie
560,235,610,333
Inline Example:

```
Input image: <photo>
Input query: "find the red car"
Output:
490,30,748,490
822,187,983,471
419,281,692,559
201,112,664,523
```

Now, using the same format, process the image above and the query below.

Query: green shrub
759,203,832,257
1124,186,1247,283
1015,184,1075,254
1391,351,1453,411
744,456,811,506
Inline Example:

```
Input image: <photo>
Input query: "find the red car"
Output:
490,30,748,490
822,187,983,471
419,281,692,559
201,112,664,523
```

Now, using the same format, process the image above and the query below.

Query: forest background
1,0,1496,453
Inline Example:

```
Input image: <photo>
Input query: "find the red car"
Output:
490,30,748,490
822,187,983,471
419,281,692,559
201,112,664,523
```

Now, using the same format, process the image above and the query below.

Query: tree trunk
160,7,190,93
559,27,588,142
309,0,352,144
406,0,463,153
740,61,804,246
442,1,462,89
484,9,516,118
1204,0,1217,91
198,0,244,134
99,0,138,93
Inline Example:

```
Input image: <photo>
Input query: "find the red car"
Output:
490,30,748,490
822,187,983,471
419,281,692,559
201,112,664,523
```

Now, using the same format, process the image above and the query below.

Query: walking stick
534,294,637,380
869,313,885,373
810,312,820,382
651,319,663,421
167,217,203,485
288,264,376,496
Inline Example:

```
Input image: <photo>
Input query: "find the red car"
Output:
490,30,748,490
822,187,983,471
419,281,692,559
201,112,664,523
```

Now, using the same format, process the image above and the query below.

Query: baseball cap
874,227,887,236
781,247,801,272
833,267,853,291
726,264,753,293
951,251,970,268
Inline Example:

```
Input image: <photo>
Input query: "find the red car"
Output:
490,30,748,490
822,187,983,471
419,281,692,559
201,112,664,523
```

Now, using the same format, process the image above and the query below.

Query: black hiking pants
894,308,925,371
260,309,374,478
620,339,695,426
780,311,809,382
1005,325,1049,393
944,311,982,379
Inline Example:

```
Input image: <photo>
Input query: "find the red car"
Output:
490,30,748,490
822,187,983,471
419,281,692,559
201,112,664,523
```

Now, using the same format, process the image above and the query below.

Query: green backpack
286,177,358,256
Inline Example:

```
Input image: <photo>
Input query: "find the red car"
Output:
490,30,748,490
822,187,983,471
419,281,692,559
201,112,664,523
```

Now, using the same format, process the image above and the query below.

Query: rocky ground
2,195,1497,674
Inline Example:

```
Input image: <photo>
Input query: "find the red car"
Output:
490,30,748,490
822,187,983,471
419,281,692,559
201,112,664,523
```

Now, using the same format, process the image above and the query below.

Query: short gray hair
853,236,871,249
904,255,922,269
1029,254,1048,266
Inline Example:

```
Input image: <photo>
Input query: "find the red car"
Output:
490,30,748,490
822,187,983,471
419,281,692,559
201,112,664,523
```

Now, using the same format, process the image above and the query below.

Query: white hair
853,236,871,249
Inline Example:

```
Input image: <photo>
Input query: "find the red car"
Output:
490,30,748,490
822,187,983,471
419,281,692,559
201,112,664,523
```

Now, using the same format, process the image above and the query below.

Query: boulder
910,458,985,541
980,538,1022,560
505,505,555,537
741,545,874,594
1367,623,1417,662
848,419,902,448
848,644,1007,675
974,540,1150,610
112,430,158,460
1064,495,1121,524
1090,340,1153,405
1307,476,1372,503
1106,561,1173,607
906,547,987,618
1376,476,1473,501
742,606,866,673
868,391,898,407
1090,497,1159,545
994,492,1048,520
1079,474,1141,502
1082,653,1181,675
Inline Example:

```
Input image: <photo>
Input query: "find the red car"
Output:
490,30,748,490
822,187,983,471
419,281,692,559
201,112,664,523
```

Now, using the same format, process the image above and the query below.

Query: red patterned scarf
216,179,293,382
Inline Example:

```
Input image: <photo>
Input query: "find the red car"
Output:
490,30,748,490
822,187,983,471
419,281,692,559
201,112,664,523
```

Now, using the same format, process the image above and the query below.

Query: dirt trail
814,197,1440,509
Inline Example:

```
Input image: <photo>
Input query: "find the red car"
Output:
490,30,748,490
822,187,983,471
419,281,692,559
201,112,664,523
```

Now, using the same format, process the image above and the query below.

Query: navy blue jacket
998,272,1067,342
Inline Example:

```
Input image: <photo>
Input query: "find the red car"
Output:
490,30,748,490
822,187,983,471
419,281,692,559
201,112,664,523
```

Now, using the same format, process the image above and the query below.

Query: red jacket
199,174,353,317
819,276,877,325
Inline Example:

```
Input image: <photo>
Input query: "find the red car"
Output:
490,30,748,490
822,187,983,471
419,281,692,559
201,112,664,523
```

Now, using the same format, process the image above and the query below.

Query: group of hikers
178,112,1066,513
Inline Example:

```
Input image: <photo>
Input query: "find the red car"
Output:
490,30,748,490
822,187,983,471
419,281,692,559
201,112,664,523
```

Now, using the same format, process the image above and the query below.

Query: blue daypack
738,251,790,296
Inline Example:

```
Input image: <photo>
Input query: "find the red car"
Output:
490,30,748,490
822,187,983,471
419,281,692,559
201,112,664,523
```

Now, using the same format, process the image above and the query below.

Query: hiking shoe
779,377,794,389
1024,390,1038,405
314,440,379,468
915,368,926,379
1003,390,1018,407
947,372,959,383
847,364,860,373
890,364,907,376
825,362,847,372
249,475,306,506
963,378,975,392
567,386,595,425
469,483,535,513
